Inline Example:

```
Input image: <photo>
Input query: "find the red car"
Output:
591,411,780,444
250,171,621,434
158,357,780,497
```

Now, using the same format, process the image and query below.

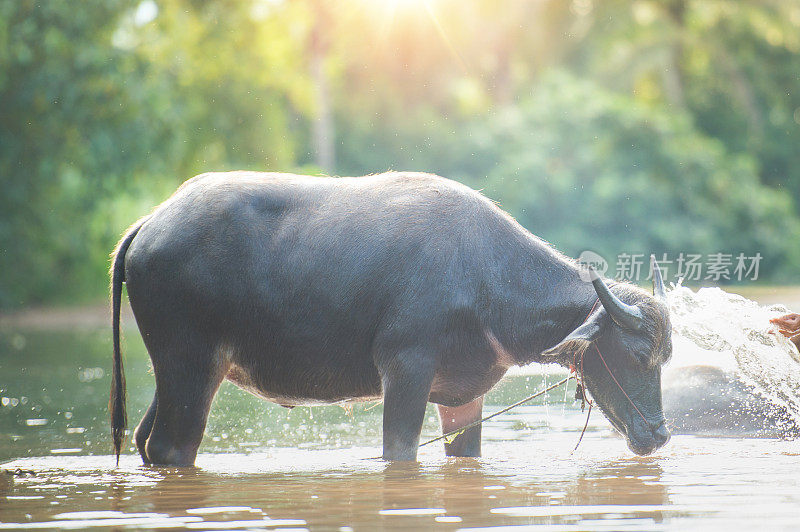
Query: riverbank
731,285,800,308
0,302,136,331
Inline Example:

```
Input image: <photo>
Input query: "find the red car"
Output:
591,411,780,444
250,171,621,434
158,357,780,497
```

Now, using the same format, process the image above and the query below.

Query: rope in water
418,376,574,448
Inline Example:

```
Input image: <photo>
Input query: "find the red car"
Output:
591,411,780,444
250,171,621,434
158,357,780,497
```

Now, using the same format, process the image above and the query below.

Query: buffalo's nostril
653,422,671,447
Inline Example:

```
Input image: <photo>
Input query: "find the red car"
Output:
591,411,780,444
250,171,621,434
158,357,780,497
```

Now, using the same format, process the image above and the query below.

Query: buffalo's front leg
380,352,436,461
438,396,483,457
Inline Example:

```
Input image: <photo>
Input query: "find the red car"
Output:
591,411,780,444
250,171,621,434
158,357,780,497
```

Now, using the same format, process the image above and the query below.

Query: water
1,437,799,530
1,287,800,530
664,285,800,437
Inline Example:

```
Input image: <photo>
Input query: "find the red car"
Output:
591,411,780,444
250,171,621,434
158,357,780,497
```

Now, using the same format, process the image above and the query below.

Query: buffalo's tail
110,217,148,467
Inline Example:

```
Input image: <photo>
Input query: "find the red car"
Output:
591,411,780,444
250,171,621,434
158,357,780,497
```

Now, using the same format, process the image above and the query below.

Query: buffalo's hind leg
437,396,483,457
142,334,229,467
134,393,157,464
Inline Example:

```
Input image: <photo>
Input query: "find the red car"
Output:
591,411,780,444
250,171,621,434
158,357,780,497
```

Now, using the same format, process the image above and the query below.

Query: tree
0,0,160,307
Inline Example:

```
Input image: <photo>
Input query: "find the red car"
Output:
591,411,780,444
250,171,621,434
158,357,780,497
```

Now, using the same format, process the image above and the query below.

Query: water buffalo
110,172,672,466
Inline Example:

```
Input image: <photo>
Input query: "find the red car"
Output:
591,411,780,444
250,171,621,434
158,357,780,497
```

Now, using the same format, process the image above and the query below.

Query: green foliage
0,0,163,307
0,0,306,307
468,72,800,281
1,0,799,308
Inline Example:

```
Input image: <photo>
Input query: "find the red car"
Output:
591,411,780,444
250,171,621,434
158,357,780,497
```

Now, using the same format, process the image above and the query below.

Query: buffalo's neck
483,241,598,367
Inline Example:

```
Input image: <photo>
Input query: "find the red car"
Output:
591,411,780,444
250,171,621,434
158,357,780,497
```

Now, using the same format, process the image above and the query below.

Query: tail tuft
109,218,147,466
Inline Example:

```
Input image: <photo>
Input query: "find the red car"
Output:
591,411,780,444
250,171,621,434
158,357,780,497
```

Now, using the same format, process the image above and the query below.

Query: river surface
1,288,800,530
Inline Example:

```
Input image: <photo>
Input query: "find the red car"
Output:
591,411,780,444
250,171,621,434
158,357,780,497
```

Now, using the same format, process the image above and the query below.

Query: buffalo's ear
542,319,601,357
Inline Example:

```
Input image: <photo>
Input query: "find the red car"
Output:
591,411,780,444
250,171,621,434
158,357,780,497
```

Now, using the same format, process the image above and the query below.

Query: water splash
665,285,800,437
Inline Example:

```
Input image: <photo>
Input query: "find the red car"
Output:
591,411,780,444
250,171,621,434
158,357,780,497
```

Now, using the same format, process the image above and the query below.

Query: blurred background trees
2,0,799,308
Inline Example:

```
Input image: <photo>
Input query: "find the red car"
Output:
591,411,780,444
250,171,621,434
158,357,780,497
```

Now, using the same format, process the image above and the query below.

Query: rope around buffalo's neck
417,376,573,448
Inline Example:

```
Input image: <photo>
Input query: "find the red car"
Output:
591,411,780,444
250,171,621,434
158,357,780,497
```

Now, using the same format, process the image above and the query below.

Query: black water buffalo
110,171,672,466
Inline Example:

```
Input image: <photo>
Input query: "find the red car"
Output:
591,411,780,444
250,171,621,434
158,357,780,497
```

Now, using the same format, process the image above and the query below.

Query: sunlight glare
364,0,468,73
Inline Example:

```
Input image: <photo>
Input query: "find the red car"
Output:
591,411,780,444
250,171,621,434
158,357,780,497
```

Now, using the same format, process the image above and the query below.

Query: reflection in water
6,439,799,530
569,459,667,507
0,453,672,530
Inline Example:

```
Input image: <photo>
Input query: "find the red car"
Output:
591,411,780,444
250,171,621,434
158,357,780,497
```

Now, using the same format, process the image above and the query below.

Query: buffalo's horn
651,254,667,301
588,267,644,330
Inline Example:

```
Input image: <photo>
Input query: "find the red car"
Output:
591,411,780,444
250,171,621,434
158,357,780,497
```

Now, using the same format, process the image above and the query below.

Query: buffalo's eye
628,348,652,367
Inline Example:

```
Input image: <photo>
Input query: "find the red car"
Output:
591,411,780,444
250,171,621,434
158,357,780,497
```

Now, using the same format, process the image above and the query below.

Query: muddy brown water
1,291,800,531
